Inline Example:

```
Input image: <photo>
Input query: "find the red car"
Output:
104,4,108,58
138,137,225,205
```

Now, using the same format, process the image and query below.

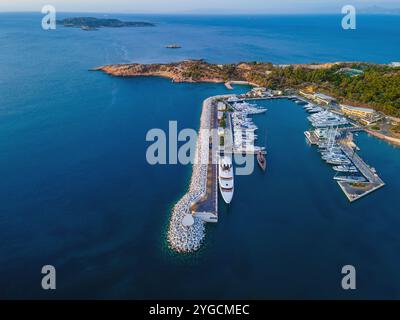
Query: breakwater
167,95,230,252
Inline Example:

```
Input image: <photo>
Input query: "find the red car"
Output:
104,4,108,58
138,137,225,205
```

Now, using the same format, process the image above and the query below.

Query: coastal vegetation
220,136,225,146
219,115,226,128
371,125,381,131
265,64,400,117
98,60,400,117
391,123,400,135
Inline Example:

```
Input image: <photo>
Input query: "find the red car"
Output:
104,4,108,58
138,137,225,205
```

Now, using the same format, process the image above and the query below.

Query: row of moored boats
218,101,267,204
231,102,267,154
302,103,367,183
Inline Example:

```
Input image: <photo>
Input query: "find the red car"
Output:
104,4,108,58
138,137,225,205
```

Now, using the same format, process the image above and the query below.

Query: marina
169,87,387,252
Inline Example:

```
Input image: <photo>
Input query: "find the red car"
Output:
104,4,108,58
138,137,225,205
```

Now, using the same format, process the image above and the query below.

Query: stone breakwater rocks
167,95,232,253
167,98,211,252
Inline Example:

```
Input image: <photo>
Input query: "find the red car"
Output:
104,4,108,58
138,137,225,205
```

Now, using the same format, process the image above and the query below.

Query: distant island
57,17,155,31
95,59,400,118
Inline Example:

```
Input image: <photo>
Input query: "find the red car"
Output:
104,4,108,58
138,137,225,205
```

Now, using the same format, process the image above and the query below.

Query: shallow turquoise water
0,13,399,299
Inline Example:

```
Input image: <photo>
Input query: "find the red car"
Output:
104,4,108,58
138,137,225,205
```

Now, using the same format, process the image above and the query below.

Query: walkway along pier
191,96,219,223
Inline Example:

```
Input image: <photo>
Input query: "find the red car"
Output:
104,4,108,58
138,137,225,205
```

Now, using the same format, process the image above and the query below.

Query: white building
251,87,267,97
340,104,381,125
313,93,336,105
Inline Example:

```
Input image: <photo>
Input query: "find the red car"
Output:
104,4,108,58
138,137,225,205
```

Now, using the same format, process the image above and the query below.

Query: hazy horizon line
1,10,399,16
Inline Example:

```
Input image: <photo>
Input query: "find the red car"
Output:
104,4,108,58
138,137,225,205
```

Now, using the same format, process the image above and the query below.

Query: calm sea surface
0,13,399,298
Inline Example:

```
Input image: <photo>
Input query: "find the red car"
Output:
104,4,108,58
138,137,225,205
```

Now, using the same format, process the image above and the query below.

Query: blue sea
0,13,400,299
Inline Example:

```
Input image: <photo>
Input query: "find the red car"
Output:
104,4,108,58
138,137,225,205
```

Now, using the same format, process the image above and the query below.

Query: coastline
365,129,400,147
96,61,400,148
94,63,235,85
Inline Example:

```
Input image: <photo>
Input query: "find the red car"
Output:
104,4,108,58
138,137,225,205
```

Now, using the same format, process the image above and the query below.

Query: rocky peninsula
96,60,400,119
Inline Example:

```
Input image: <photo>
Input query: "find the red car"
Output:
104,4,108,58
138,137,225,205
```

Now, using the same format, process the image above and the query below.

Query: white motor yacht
218,156,234,204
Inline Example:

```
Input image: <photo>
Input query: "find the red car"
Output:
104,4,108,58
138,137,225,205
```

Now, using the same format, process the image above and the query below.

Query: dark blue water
0,13,400,299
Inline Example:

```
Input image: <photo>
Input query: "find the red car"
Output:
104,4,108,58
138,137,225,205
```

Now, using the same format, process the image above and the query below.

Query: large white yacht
218,156,234,204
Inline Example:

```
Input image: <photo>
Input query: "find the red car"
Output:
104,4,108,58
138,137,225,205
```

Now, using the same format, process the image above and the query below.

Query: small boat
165,44,182,49
257,151,266,171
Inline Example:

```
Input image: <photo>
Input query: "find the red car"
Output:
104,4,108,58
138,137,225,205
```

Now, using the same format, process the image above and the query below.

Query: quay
337,137,385,202
191,96,219,223
338,126,366,133
235,95,292,102
306,127,367,145
224,80,259,90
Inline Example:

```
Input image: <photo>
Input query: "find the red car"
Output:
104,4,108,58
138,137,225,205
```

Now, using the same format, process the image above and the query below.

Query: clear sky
0,0,399,14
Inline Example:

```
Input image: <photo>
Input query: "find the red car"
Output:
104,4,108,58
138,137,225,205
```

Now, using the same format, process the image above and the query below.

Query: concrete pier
337,138,385,202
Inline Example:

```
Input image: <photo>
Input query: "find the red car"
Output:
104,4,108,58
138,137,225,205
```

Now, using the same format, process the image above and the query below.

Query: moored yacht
325,158,351,165
332,165,358,173
218,156,234,204
334,175,366,183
